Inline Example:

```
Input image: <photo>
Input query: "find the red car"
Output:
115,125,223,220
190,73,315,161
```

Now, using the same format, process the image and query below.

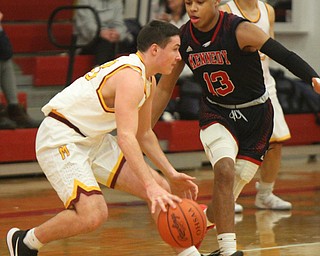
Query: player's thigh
200,123,238,167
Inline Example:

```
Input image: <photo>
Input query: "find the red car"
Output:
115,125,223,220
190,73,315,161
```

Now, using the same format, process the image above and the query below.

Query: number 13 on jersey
203,71,235,96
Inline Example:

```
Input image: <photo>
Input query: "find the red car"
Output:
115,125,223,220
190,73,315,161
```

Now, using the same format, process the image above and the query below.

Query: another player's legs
254,87,292,210
255,142,292,210
200,124,244,256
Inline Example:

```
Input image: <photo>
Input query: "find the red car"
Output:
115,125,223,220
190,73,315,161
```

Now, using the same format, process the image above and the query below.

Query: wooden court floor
0,155,319,255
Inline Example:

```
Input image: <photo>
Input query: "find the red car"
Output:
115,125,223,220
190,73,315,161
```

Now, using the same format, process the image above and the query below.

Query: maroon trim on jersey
110,156,126,189
68,187,103,209
237,155,262,165
48,111,86,137
189,11,225,45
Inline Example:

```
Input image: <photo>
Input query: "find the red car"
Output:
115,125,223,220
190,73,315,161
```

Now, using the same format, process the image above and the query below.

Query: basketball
157,198,206,248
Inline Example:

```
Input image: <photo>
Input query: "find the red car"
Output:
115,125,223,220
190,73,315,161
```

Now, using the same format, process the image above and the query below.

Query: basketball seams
157,199,206,248
177,201,193,246
167,206,184,248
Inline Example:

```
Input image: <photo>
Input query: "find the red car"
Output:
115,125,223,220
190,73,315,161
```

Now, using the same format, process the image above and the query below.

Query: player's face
157,35,182,75
185,0,221,31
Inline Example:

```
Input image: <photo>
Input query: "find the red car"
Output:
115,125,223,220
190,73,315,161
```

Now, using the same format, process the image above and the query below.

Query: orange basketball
157,198,206,248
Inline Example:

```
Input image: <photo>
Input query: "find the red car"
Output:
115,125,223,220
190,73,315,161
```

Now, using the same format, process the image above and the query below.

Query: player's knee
81,206,108,232
214,158,235,184
75,195,109,232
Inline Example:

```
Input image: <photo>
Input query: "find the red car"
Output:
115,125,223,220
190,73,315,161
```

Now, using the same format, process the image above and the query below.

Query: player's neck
235,0,258,9
234,0,260,22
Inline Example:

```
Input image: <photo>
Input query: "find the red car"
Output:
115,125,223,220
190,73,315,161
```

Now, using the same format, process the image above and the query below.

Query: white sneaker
235,203,243,213
255,182,292,210
255,193,292,210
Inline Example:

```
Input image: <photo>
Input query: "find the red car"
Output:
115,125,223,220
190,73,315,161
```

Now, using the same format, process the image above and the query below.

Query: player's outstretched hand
168,172,199,201
312,77,320,94
146,182,182,214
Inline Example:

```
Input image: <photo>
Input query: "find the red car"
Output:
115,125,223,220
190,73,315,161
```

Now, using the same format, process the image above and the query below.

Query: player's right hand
146,183,182,214
312,77,320,94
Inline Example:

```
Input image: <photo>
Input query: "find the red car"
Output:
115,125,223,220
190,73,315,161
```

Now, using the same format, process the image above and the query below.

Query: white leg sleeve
200,123,238,167
233,159,259,200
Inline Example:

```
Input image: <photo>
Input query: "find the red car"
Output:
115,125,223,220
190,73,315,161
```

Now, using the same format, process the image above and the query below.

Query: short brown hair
137,20,180,52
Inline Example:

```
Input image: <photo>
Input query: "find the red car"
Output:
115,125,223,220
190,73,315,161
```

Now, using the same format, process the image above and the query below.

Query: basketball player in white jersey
6,20,203,256
220,0,292,212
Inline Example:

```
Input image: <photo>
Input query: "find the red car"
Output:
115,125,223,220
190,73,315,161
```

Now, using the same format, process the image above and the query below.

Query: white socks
23,228,44,251
257,181,274,196
178,246,201,256
217,233,237,256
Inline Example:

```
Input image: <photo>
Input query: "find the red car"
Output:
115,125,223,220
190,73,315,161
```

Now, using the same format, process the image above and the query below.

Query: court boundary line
242,242,320,252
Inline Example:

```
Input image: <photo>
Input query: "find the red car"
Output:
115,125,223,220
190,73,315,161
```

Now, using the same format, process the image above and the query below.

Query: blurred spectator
156,0,188,28
75,0,138,66
0,11,40,129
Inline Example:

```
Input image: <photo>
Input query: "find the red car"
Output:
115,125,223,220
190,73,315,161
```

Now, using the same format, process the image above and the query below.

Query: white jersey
42,53,152,138
226,0,275,90
226,0,290,142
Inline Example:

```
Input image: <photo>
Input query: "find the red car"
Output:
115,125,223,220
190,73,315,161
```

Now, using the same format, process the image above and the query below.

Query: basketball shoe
234,203,243,213
255,182,292,210
7,228,38,256
201,249,244,256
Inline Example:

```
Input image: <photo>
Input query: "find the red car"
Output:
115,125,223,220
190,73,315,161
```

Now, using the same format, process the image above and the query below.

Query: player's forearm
152,62,184,127
139,130,176,178
260,38,319,84
117,132,156,188
151,83,175,127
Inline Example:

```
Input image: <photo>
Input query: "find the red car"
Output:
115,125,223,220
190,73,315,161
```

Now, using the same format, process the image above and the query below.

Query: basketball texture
157,198,206,248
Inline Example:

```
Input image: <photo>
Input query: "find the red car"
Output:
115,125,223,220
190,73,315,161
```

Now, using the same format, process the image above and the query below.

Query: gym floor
0,154,319,256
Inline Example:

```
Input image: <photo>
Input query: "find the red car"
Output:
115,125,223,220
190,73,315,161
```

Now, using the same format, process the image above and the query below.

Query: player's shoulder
263,2,275,13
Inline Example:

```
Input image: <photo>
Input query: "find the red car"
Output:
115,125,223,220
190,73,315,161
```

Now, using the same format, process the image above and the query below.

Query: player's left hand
168,172,198,200
312,77,320,94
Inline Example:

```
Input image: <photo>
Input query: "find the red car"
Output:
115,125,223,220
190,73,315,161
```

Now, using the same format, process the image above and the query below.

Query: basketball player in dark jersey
152,1,320,256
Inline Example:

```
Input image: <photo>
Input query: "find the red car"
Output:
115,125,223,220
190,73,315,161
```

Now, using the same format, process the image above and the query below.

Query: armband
260,38,319,85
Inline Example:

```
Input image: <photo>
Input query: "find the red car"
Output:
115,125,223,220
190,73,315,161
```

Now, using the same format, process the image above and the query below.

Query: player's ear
150,43,159,56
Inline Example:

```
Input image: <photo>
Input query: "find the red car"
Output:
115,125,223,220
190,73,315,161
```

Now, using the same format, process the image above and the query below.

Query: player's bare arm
236,21,270,52
111,67,178,213
152,60,185,126
137,77,198,200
